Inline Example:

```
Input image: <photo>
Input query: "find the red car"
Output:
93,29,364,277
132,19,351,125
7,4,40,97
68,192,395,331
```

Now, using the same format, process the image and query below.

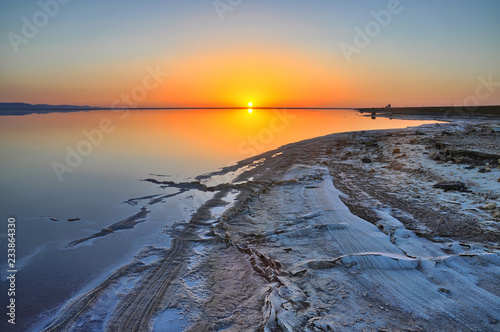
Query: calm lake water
0,109,439,330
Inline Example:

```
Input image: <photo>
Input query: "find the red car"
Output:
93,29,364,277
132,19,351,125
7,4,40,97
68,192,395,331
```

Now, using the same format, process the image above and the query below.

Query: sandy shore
41,117,500,331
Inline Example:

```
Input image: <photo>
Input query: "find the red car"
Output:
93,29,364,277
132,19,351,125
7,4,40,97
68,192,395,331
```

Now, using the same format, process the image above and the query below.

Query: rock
364,141,378,147
392,148,401,154
341,151,352,160
489,317,500,325
498,178,500,182
392,163,402,171
361,157,372,163
415,130,426,135
429,152,442,161
438,288,451,294
478,168,488,173
433,181,467,192
492,211,500,219
336,139,347,150
68,218,81,222
482,203,497,210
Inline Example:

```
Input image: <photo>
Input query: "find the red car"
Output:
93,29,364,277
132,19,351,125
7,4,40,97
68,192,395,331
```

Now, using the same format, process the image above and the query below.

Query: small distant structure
386,104,391,109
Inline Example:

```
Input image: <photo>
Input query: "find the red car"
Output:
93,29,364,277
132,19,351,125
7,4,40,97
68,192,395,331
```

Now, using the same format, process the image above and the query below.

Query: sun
248,102,253,107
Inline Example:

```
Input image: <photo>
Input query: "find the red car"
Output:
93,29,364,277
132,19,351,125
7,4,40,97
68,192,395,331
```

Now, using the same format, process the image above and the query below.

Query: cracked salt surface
259,164,499,330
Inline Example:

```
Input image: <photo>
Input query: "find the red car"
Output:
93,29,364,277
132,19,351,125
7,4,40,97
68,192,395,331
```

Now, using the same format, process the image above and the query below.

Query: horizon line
1,103,500,111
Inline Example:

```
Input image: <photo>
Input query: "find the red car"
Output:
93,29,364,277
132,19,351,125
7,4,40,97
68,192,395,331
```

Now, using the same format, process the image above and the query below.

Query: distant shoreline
0,104,356,116
2,102,500,117
358,105,500,117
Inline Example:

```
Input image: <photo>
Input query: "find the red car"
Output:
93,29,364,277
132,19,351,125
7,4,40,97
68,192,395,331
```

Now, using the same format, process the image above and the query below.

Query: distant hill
0,103,103,115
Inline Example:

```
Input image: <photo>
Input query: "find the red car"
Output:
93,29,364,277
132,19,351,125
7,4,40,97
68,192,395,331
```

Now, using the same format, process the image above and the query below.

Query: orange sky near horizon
1,39,495,109
106,41,492,109
147,44,350,108
1,1,499,108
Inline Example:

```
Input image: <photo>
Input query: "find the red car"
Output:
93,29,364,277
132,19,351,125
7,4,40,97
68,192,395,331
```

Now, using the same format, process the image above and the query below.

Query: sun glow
248,109,253,114
248,102,253,107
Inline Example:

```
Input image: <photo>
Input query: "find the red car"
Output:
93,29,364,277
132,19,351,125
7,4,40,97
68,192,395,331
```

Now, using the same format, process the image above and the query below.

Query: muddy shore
41,116,500,331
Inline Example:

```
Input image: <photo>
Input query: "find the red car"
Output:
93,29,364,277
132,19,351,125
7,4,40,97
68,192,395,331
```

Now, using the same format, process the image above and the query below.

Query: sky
0,0,499,108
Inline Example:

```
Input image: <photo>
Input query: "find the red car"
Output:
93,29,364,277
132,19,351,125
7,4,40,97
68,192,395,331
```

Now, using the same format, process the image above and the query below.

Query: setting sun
248,102,253,107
